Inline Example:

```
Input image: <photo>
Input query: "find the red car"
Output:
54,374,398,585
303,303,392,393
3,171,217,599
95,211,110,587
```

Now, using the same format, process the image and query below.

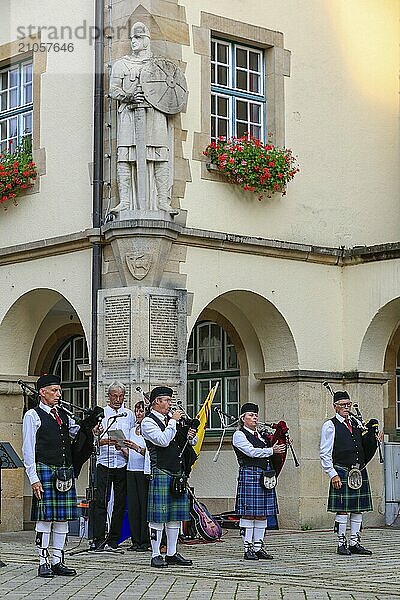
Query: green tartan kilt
147,468,190,523
31,462,78,522
327,465,373,513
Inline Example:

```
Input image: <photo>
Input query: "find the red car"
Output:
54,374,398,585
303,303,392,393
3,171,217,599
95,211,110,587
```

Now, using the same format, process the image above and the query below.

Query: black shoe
349,543,372,555
151,555,168,568
136,545,148,552
104,542,119,550
51,562,77,576
244,549,259,560
255,549,273,560
127,543,137,551
38,563,55,578
337,543,352,556
90,539,106,551
165,552,193,566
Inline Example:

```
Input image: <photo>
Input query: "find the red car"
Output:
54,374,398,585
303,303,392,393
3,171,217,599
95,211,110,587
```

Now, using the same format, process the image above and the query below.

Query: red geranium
204,133,299,198
0,136,37,209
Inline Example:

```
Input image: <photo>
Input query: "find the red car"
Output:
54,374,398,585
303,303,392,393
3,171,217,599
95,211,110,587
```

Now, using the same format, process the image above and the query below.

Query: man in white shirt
22,374,80,578
91,381,134,551
141,386,197,568
232,402,286,561
320,390,381,556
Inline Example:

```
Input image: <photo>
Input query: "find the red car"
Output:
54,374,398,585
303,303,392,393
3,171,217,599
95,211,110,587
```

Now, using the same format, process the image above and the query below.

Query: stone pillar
98,219,188,407
0,375,33,531
255,370,388,529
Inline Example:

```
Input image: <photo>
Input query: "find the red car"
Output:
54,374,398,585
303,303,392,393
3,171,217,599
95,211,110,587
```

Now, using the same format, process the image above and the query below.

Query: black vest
331,416,365,468
144,413,182,473
34,406,73,467
233,428,270,470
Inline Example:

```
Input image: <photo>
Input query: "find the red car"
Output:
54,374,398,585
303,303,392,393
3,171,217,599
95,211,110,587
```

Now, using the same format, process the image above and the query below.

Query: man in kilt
141,386,197,568
320,390,382,556
22,374,83,577
232,403,286,561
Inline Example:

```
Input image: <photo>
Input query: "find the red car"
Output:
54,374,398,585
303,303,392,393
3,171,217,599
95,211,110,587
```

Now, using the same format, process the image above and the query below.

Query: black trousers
127,470,150,547
93,463,127,545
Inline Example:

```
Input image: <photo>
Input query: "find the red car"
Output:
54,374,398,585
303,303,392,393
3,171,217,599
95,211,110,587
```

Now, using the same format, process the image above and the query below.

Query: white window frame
211,38,265,142
0,59,33,153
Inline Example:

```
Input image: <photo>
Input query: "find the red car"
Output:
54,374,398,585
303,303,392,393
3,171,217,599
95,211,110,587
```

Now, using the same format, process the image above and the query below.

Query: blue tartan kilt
147,468,190,523
235,466,278,517
31,463,78,522
327,465,373,513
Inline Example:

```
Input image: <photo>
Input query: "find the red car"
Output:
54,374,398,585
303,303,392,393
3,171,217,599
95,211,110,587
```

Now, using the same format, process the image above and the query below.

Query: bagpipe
256,420,300,475
212,407,299,475
18,380,104,477
323,381,383,465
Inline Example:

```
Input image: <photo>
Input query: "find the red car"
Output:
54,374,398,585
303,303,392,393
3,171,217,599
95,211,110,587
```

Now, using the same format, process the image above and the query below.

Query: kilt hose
31,462,78,522
147,468,190,523
235,465,278,517
327,465,373,513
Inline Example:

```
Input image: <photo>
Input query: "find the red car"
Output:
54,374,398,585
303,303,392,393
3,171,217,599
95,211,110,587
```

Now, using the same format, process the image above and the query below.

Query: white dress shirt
127,426,146,472
141,410,197,475
320,414,346,479
97,404,135,469
232,427,274,459
22,402,80,485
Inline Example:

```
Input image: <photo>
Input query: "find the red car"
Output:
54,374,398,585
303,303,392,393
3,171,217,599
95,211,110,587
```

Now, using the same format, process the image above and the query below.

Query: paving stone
1,529,400,599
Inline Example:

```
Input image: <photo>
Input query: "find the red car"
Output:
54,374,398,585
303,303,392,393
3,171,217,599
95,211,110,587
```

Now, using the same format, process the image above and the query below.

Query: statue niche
110,21,188,218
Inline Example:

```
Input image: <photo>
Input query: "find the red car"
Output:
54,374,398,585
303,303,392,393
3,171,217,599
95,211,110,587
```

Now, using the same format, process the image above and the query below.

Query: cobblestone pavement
0,528,399,599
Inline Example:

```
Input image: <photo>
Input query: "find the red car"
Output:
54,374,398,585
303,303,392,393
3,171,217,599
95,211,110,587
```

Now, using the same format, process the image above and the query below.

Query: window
211,39,264,141
0,60,33,154
51,335,90,412
187,321,240,431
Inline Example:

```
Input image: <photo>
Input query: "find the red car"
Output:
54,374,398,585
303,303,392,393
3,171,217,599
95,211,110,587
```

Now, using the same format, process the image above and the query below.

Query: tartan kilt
327,465,373,513
31,463,78,522
235,466,278,517
147,468,190,523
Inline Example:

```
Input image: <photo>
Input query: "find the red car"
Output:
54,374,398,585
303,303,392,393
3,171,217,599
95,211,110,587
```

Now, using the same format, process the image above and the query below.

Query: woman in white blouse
124,400,150,551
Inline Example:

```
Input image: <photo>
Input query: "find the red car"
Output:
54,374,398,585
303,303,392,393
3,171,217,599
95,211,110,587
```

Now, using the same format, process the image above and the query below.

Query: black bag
170,474,188,496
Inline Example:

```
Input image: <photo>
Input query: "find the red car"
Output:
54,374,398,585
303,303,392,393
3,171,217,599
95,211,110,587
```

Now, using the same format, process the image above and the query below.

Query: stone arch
188,290,298,414
190,289,298,373
358,297,400,372
0,289,87,377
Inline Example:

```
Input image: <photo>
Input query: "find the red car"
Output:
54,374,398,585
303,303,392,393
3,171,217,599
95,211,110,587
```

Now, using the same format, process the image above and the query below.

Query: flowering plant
0,136,37,208
204,134,299,198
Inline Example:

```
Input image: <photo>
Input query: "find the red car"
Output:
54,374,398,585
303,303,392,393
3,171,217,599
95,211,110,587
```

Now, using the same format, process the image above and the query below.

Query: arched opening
187,319,241,430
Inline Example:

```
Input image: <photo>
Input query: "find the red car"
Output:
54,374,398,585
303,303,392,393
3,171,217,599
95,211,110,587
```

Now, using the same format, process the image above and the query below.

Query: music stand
0,442,24,567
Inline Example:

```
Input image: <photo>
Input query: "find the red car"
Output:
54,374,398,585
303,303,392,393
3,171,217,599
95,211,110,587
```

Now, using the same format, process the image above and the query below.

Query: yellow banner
193,382,219,458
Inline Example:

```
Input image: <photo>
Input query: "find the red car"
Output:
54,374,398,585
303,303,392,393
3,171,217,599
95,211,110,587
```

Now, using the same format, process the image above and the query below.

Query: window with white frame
52,335,90,412
211,38,265,142
187,321,240,431
0,59,33,154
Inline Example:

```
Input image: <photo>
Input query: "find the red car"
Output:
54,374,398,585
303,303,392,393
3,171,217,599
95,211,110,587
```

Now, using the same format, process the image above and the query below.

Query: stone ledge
0,230,97,266
254,370,392,384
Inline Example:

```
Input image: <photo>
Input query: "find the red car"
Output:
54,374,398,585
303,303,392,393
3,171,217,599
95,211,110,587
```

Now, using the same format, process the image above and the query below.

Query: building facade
0,0,399,531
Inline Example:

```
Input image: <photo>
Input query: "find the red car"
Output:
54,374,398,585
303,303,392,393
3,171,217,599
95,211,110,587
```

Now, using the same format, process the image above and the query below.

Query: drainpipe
91,0,104,407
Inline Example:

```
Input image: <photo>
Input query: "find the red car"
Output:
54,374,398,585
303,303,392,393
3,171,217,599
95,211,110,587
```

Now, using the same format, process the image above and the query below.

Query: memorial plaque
104,295,131,359
149,296,178,358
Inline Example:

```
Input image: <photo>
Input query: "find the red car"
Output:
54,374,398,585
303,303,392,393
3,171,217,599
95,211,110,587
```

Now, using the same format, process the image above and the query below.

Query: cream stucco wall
0,0,94,245
181,0,399,247
184,246,343,371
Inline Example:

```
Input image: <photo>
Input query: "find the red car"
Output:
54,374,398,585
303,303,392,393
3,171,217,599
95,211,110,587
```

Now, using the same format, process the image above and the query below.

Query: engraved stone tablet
104,295,131,359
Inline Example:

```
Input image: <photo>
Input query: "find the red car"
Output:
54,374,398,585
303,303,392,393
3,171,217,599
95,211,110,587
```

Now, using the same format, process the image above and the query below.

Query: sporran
347,466,362,490
55,466,74,493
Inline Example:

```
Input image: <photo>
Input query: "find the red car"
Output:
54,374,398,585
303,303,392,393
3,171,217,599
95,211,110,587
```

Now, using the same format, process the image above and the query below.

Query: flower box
204,134,299,199
0,137,38,210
